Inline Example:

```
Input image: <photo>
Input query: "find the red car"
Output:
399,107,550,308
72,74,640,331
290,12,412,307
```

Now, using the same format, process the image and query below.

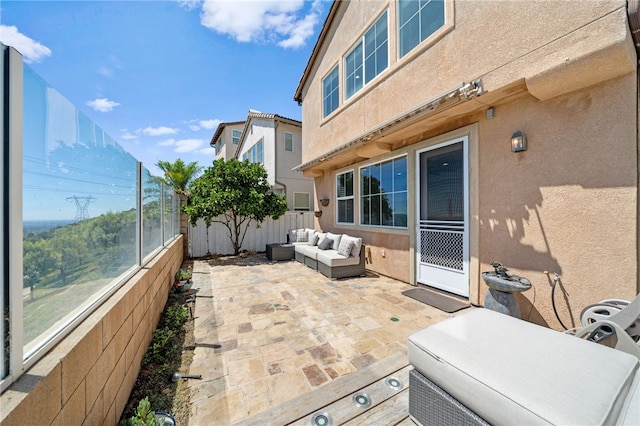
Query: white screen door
416,137,469,297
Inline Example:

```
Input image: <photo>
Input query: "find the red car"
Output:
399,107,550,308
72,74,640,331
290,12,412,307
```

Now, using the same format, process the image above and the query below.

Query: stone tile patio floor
186,254,456,425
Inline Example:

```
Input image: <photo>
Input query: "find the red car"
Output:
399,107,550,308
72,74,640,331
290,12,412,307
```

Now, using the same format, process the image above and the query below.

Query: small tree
155,158,202,194
184,159,288,255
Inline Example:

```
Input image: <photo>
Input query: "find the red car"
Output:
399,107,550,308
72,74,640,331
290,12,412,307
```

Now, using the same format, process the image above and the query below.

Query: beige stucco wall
215,123,244,161
300,0,634,164
275,121,315,210
301,0,638,328
313,73,638,328
0,237,184,425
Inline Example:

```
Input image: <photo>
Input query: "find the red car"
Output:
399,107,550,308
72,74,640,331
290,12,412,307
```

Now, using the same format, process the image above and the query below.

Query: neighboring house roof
209,120,245,147
234,111,302,158
293,1,340,104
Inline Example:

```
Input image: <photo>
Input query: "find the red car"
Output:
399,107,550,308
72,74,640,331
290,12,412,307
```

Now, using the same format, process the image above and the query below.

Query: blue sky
1,0,328,176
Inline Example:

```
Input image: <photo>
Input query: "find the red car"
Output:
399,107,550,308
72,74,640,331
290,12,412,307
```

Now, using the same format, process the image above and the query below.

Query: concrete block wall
0,236,184,425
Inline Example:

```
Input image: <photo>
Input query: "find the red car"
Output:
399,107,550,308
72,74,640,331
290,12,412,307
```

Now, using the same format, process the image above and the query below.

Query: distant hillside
23,220,75,234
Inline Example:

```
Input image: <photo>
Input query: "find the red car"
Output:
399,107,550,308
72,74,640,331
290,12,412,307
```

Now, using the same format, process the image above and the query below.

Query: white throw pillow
307,232,319,246
326,232,342,251
337,239,354,257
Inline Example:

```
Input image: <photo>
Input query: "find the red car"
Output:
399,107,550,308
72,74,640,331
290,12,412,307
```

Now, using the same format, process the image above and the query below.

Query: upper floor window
322,65,339,118
216,136,222,153
398,0,445,58
232,129,242,145
284,132,294,152
345,10,388,100
360,156,407,227
245,138,264,164
336,170,354,224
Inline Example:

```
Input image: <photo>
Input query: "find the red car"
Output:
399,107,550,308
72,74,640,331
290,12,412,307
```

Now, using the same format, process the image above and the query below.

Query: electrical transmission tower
66,196,96,221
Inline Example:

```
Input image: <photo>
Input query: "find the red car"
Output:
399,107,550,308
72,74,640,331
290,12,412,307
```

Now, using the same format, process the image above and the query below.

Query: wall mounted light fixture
314,211,323,218
511,130,527,152
320,198,330,207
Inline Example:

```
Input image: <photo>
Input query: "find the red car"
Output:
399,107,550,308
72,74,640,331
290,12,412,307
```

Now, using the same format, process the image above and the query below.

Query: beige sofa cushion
408,309,639,426
316,249,361,267
295,244,319,260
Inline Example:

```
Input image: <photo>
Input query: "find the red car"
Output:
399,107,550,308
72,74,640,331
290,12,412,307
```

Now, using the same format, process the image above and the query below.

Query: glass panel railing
21,64,165,356
142,168,163,260
163,185,174,244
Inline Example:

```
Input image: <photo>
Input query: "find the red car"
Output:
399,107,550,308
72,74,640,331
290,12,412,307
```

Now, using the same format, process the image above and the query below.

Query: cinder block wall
0,236,184,425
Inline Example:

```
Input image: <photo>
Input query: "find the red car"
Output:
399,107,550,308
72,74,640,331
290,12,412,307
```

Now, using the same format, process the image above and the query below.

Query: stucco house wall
275,121,313,210
295,0,638,328
211,121,244,161
238,116,277,184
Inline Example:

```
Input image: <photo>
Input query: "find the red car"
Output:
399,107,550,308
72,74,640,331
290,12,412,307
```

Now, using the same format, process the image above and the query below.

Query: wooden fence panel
189,211,317,257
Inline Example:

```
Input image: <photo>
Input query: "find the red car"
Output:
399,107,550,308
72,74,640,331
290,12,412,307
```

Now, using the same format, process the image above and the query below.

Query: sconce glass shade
320,198,330,207
511,130,527,152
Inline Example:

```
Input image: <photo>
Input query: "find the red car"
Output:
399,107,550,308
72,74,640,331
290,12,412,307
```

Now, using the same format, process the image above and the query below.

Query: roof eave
293,0,340,104
293,80,485,172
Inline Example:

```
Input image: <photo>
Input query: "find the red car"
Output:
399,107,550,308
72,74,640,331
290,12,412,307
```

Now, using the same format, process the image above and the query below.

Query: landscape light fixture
511,130,527,152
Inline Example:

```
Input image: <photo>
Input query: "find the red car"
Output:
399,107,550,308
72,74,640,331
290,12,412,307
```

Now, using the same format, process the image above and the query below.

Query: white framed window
245,138,264,164
232,129,242,145
257,139,263,163
360,156,407,228
336,170,354,224
345,10,388,100
293,192,311,211
322,65,339,118
398,0,445,58
284,132,294,152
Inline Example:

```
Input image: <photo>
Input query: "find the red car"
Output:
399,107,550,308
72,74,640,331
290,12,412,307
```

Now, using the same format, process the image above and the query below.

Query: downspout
273,121,288,207
627,0,640,293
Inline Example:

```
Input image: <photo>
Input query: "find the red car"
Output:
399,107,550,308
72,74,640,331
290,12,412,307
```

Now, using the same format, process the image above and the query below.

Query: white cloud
178,0,201,11
200,0,322,49
158,138,176,147
98,55,123,78
199,119,221,130
97,66,113,78
155,137,204,153
189,124,201,131
86,98,120,112
197,146,215,155
119,129,139,140
175,139,205,153
0,25,51,63
142,126,179,136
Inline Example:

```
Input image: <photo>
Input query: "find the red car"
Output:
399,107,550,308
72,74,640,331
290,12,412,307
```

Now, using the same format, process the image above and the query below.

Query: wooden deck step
342,387,410,426
293,365,412,426
234,352,413,426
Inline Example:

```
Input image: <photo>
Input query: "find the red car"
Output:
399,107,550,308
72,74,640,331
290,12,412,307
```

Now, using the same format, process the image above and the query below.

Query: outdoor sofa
407,308,640,425
289,229,365,279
